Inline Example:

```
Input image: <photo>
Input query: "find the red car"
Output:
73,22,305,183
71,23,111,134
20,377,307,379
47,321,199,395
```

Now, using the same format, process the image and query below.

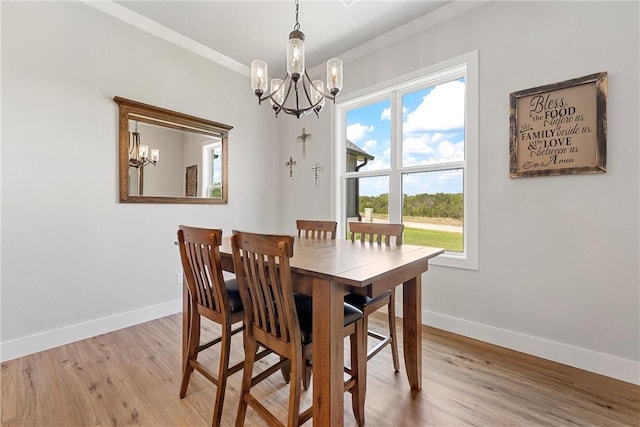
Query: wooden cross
312,162,324,187
297,128,312,158
285,156,297,178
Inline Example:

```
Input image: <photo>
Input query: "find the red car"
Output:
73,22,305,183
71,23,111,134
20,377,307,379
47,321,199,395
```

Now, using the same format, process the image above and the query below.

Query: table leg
312,278,345,426
402,275,422,390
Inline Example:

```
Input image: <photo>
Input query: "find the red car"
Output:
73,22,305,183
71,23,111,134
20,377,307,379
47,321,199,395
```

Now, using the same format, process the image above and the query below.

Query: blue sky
346,78,465,196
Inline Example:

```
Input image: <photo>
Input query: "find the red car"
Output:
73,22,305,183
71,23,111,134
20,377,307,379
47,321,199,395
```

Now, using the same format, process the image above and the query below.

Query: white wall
277,1,639,383
276,116,335,234
0,1,279,359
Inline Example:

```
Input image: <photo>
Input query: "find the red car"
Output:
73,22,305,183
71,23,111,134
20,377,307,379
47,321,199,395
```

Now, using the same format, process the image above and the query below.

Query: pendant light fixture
250,0,343,119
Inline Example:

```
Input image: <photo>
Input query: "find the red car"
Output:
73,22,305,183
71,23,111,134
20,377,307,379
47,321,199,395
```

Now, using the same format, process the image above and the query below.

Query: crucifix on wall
312,162,324,188
285,156,297,178
297,128,312,158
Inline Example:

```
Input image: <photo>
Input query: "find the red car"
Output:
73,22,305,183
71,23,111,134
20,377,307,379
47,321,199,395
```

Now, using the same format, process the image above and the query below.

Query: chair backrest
296,219,337,239
348,222,404,246
177,225,229,318
231,231,301,351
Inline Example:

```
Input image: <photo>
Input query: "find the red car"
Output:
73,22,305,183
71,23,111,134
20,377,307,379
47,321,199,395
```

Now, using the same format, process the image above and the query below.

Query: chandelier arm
130,132,140,159
300,75,325,112
257,74,291,104
129,158,157,169
275,78,324,117
264,74,296,117
303,70,336,102
294,81,301,117
300,78,314,108
259,73,337,116
278,104,317,116
280,77,296,112
279,75,319,115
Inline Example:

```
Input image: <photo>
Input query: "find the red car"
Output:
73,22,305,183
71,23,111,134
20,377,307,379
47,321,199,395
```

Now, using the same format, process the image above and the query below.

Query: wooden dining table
182,235,443,426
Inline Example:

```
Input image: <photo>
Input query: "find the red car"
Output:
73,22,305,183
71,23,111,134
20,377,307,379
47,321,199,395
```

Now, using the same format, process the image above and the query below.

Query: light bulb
251,60,268,94
326,58,343,95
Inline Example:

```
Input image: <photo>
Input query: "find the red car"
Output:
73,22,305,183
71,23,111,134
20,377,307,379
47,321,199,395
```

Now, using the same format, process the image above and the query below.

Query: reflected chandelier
129,121,159,168
250,0,343,119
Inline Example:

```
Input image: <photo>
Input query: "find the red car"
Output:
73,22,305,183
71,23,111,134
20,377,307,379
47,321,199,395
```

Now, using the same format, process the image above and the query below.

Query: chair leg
180,312,200,398
280,355,291,384
286,353,303,427
362,307,370,358
350,319,366,427
302,360,312,390
235,338,257,427
388,290,400,372
211,324,232,427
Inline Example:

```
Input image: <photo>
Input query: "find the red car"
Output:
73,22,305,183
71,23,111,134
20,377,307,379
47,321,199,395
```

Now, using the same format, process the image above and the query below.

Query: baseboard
4,299,637,386
0,299,182,363
406,306,639,385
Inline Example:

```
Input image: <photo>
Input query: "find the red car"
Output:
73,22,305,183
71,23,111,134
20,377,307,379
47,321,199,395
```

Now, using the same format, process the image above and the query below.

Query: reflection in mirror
114,97,232,204
126,121,223,198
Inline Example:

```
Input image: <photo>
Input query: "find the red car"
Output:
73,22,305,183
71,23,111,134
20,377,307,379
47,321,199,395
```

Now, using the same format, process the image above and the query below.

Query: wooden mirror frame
114,96,232,204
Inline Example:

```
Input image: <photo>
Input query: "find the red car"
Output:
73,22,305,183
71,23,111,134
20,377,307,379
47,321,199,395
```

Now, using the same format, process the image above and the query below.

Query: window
202,141,222,198
335,51,478,269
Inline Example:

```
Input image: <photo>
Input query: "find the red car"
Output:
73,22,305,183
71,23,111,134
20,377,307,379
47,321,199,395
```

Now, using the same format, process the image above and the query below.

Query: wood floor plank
2,313,638,426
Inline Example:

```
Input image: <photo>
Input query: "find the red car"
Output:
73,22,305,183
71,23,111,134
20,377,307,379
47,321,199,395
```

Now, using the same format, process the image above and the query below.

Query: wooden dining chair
231,231,366,427
346,221,404,373
177,225,269,427
296,219,337,239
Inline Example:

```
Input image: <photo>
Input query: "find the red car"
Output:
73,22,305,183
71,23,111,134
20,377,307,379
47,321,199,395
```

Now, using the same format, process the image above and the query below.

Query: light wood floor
2,313,638,426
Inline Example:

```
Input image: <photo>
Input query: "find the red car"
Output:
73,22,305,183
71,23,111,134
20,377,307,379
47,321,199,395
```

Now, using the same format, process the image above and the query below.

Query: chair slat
296,219,337,240
348,222,404,246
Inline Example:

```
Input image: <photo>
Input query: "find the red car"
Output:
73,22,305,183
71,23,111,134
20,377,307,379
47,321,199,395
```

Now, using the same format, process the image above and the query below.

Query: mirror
114,96,232,204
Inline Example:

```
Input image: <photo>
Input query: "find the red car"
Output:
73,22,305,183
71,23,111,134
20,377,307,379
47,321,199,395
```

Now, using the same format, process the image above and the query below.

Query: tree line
360,192,463,219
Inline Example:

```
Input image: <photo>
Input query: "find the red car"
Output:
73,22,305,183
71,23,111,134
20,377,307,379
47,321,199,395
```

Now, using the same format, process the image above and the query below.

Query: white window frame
201,140,222,198
334,51,478,270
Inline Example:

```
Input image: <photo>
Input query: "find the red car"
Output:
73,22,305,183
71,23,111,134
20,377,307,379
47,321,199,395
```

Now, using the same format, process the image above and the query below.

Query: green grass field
404,227,463,252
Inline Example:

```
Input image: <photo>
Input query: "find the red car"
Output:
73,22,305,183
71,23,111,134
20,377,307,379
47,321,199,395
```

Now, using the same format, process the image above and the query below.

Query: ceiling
114,1,452,77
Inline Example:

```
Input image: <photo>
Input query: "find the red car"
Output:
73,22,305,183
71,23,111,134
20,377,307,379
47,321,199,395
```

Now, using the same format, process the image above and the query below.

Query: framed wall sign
509,72,607,178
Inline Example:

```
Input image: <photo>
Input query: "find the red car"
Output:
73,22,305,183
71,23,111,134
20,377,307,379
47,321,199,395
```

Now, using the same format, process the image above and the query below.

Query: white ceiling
113,0,452,77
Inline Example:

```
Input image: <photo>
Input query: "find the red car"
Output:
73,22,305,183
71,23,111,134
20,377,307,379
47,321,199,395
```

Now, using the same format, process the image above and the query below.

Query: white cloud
404,80,465,133
346,122,374,142
402,134,464,165
362,139,377,152
363,145,390,170
403,154,420,167
366,158,387,170
435,140,464,162
403,135,435,157
380,107,390,121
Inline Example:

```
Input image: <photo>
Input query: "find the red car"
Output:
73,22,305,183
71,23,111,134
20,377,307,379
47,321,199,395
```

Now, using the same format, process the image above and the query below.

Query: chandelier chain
294,0,300,31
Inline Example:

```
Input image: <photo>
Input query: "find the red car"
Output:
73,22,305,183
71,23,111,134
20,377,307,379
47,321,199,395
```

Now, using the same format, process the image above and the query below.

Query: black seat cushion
224,277,243,313
294,293,363,345
344,289,392,309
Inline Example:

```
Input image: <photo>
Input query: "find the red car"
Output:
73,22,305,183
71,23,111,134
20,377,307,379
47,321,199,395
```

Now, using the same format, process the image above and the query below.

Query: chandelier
250,0,343,119
129,121,159,168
